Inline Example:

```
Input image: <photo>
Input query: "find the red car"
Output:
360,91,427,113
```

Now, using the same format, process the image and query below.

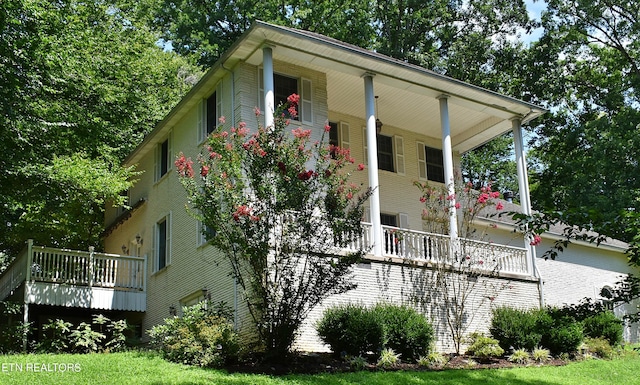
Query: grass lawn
1,350,639,385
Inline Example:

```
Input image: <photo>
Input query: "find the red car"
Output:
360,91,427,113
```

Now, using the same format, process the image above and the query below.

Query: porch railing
358,224,529,275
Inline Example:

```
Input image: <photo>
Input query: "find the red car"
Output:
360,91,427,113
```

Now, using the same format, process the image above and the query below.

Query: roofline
252,21,548,123
125,20,547,165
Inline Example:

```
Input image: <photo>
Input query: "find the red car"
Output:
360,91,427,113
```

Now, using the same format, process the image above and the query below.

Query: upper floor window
259,71,312,124
155,214,171,271
363,131,405,174
156,137,171,181
200,84,223,142
377,134,395,172
417,143,445,183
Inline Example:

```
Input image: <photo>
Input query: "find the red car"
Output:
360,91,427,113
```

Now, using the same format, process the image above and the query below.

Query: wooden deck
0,241,146,312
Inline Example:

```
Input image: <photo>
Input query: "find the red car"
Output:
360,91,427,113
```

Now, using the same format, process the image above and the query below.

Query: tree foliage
0,0,200,257
528,0,640,240
176,97,370,359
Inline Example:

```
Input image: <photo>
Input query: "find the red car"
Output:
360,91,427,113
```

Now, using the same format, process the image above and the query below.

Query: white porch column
262,45,275,129
513,117,541,304
513,118,532,216
437,95,458,241
364,73,383,257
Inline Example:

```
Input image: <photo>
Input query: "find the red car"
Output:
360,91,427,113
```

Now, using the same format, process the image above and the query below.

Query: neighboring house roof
477,199,629,252
124,20,546,166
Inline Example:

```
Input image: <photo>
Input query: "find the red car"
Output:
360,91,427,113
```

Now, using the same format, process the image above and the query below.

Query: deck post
88,246,95,287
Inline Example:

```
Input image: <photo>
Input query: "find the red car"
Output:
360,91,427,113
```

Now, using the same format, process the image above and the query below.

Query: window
197,221,216,247
156,138,170,181
206,92,217,135
155,215,171,271
259,71,312,124
200,84,223,142
425,146,445,183
380,213,398,227
377,134,395,172
329,122,339,148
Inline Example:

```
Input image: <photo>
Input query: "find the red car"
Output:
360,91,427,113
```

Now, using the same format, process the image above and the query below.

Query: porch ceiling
240,21,546,153
127,21,545,165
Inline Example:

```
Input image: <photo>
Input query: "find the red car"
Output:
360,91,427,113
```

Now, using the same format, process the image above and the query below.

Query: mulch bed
224,353,567,376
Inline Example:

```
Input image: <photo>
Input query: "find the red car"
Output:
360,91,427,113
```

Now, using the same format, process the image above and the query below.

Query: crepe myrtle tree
413,179,516,354
176,94,371,359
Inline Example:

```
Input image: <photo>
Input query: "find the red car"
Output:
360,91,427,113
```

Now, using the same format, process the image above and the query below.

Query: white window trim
155,134,172,183
258,69,312,123
394,135,405,175
199,83,223,143
154,212,172,272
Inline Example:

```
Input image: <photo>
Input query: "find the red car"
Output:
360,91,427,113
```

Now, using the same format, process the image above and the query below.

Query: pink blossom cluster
530,234,542,246
233,205,259,222
175,153,194,178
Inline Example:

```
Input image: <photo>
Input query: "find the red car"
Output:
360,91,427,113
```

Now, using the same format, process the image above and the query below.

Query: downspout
221,61,239,330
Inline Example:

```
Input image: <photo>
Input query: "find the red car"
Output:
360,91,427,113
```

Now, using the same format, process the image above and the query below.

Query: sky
523,0,547,43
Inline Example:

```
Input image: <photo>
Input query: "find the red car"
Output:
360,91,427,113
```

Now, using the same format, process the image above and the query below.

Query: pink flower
455,202,461,209
477,193,489,204
288,105,298,118
175,153,194,178
446,194,456,201
420,196,427,203
490,191,500,199
237,126,250,137
357,163,365,171
530,235,542,246
292,127,311,139
298,170,314,181
495,202,504,210
200,165,209,177
218,116,226,124
253,106,261,116
324,124,331,132
287,93,300,105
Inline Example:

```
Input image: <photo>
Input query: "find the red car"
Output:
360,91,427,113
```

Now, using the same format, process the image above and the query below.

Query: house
1,20,637,352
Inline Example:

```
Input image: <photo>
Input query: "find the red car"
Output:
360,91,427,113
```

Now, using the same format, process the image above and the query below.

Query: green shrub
316,304,383,356
490,307,543,351
70,322,106,353
372,303,434,361
465,332,504,358
582,311,623,346
0,301,31,353
148,303,239,368
418,351,448,368
539,313,583,355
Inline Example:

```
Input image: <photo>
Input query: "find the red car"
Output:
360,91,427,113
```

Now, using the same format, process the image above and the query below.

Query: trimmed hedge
316,303,434,360
315,304,384,356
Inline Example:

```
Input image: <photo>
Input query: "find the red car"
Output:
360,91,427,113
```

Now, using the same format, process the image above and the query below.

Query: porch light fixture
375,95,383,134
121,244,128,254
135,234,143,245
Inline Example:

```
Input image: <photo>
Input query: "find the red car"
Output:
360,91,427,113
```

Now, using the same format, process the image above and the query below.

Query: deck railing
30,246,145,290
0,241,146,302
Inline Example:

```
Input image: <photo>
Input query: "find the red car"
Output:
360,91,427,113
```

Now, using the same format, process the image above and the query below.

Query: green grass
1,350,639,385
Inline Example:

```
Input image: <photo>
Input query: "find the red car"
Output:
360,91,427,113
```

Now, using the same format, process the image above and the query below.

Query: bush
490,307,543,351
148,303,239,368
372,303,434,361
538,309,583,355
582,311,623,346
38,315,130,353
465,332,504,358
532,347,551,363
316,304,383,357
0,301,31,353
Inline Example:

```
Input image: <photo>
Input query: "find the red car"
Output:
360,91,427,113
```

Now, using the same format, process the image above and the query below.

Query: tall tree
528,0,640,240
0,0,200,257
